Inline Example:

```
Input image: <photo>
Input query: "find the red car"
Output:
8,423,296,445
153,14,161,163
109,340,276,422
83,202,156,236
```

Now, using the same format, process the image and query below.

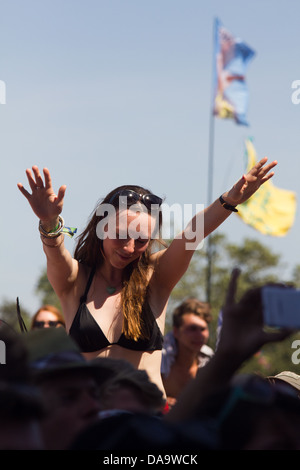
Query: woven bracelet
39,215,77,238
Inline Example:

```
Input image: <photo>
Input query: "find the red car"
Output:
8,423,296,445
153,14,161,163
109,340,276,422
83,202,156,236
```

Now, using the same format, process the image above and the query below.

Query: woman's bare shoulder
149,246,168,264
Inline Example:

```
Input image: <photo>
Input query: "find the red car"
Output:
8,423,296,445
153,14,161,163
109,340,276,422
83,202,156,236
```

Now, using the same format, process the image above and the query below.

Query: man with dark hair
161,298,214,408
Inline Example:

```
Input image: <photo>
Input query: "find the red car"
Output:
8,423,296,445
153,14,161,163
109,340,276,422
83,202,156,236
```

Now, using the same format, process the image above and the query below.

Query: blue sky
1,0,300,315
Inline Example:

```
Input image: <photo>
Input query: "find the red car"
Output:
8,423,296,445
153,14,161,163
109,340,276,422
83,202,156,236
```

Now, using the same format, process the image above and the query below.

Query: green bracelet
39,215,77,238
49,222,60,233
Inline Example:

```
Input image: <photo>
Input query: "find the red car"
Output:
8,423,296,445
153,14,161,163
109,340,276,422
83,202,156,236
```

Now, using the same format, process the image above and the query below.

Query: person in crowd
161,298,214,408
195,372,300,450
0,381,45,450
30,304,65,330
165,269,293,421
165,269,300,449
98,363,166,416
0,323,45,450
71,269,300,450
267,370,300,398
24,327,115,450
17,158,277,395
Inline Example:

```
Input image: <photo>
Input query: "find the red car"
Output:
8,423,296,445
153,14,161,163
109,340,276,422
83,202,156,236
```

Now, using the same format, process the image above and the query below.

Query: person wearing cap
0,324,45,450
267,371,300,398
98,365,166,416
24,327,115,450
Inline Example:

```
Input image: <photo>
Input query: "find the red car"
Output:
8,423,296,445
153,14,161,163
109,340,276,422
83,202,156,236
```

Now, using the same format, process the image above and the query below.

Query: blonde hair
74,185,165,341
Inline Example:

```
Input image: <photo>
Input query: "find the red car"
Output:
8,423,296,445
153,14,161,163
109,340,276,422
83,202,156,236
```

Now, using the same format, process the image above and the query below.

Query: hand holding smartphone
262,285,300,329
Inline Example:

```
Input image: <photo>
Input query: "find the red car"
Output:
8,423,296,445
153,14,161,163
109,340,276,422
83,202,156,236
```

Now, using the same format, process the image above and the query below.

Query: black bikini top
68,268,164,353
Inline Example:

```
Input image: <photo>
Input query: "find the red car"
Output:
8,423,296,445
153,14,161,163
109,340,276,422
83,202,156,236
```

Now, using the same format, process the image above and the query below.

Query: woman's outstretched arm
17,165,79,298
152,157,277,295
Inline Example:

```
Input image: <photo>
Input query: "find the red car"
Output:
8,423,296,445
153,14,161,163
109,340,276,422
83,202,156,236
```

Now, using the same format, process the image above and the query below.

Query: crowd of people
2,268,300,450
1,158,299,450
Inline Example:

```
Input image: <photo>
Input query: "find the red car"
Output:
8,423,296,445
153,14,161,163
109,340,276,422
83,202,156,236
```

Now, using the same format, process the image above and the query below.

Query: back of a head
0,323,45,449
24,327,90,383
99,367,165,414
195,373,300,450
0,323,29,383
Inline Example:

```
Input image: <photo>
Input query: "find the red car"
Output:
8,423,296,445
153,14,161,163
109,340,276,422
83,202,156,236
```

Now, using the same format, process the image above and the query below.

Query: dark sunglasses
108,189,163,210
33,321,63,329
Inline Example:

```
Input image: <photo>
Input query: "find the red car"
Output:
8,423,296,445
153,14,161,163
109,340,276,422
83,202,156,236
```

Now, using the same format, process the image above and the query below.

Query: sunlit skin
162,313,211,405
173,313,210,354
81,208,167,396
101,208,154,273
17,159,278,395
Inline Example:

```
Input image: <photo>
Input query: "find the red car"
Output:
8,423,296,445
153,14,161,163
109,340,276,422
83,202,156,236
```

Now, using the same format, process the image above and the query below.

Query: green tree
291,264,300,288
168,232,284,320
0,298,31,332
167,231,299,375
35,268,61,311
239,332,300,377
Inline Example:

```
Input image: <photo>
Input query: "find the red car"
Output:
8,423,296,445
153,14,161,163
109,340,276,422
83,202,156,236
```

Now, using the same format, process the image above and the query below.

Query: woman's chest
86,293,123,341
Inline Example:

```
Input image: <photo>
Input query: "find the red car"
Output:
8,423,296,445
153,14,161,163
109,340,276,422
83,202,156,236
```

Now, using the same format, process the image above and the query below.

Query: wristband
39,215,77,238
219,195,238,212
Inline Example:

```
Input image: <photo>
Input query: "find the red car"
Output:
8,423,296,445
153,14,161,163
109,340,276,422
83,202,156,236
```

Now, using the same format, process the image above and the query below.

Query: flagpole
205,18,256,303
206,111,215,304
206,18,217,304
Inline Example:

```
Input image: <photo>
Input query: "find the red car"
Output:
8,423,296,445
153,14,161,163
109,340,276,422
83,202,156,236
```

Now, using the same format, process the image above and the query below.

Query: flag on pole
237,138,297,236
213,18,256,126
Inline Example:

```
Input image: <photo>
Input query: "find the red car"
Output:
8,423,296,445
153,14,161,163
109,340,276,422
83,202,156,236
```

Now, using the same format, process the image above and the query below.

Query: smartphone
262,285,300,329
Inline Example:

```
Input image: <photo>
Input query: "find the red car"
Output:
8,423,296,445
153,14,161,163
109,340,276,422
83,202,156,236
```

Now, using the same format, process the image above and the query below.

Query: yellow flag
237,139,297,236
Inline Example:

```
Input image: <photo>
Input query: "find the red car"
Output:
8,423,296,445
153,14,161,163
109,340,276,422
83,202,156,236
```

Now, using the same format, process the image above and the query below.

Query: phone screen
262,286,300,329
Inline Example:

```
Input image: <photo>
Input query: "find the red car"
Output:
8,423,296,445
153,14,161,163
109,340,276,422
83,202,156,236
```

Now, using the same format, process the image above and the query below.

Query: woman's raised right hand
17,166,66,230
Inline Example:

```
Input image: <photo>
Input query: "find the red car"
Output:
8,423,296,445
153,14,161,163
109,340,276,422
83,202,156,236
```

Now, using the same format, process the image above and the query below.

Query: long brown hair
74,185,165,340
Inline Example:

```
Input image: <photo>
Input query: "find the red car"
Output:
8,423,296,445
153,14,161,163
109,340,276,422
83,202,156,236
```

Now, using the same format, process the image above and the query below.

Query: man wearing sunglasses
18,158,277,396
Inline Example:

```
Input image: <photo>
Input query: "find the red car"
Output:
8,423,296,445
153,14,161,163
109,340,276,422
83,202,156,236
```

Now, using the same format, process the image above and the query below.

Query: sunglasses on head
33,321,63,329
108,189,163,210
